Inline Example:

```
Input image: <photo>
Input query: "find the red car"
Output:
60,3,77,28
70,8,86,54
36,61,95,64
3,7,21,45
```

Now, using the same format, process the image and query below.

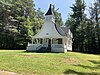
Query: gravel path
0,70,18,75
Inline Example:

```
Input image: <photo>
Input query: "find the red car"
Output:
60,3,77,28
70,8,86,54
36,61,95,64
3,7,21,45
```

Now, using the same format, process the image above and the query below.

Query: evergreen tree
65,0,86,52
89,0,100,53
0,0,36,49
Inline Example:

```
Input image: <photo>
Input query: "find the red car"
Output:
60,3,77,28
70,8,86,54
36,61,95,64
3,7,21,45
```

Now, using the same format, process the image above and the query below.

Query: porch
27,38,66,52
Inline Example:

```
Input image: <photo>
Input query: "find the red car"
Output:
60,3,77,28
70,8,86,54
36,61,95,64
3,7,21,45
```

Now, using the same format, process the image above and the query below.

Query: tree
0,0,36,49
66,0,100,54
52,5,63,26
35,8,44,33
88,0,100,53
0,0,19,49
65,0,86,52
16,0,36,48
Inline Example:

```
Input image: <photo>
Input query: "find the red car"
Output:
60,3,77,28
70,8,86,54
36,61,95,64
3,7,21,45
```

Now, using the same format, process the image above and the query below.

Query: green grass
0,50,100,75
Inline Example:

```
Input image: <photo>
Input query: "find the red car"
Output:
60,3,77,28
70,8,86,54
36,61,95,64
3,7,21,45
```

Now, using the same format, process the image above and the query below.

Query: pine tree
66,0,86,52
89,0,100,53
0,0,36,49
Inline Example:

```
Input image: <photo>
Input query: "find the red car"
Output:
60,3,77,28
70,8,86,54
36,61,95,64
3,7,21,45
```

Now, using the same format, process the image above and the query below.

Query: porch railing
27,43,42,50
52,44,63,48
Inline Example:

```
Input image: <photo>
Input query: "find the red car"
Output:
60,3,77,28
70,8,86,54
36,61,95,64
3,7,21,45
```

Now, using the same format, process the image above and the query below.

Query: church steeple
45,4,55,22
45,4,53,16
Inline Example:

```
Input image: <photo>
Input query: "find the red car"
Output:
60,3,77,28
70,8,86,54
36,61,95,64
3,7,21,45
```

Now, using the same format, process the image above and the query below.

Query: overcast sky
34,0,94,23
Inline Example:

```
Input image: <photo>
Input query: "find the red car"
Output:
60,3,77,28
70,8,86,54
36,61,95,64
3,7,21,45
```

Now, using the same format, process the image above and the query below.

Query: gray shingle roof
54,24,66,36
61,26,69,36
52,22,70,36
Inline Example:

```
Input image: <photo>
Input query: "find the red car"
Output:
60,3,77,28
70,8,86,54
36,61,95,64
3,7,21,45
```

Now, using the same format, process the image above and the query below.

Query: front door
48,39,51,48
47,39,51,51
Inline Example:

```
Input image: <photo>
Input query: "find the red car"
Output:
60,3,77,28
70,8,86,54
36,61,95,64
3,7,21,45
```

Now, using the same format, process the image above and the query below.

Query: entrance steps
37,47,51,53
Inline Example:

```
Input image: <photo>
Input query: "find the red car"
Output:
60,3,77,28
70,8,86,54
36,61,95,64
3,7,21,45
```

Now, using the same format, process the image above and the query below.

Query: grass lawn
0,50,100,75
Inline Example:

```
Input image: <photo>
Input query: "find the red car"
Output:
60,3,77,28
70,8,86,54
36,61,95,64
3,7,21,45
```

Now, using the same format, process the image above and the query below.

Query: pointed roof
52,22,70,36
54,24,66,36
45,4,53,15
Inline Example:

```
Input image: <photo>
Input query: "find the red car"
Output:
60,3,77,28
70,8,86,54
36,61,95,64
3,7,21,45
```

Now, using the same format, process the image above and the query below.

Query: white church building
26,4,73,53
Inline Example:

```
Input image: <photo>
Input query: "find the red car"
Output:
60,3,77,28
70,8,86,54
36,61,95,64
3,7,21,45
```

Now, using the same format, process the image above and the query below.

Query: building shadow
63,69,99,75
22,50,61,54
63,60,100,75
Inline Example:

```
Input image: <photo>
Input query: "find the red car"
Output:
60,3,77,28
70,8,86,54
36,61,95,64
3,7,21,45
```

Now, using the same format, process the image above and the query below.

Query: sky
34,0,94,23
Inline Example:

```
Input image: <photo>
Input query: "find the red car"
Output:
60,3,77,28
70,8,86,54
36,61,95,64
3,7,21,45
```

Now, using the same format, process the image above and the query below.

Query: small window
46,33,49,35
